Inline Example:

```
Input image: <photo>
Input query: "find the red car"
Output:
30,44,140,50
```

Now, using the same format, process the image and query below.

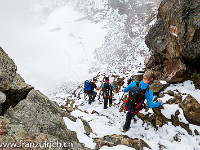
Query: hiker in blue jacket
123,70,163,132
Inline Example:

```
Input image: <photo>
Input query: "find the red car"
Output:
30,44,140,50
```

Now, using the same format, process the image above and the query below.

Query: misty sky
0,0,106,93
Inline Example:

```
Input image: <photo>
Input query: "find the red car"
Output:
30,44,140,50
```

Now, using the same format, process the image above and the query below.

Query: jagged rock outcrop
0,47,90,150
145,0,200,83
0,47,34,115
1,90,88,150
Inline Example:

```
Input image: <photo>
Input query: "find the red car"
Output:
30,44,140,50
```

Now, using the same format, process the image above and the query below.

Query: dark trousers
123,112,136,130
88,91,97,104
104,97,112,109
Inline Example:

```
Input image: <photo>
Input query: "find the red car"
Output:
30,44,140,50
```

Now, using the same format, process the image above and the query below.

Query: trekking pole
118,93,125,105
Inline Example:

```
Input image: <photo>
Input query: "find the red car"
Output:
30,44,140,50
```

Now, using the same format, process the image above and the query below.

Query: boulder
149,80,169,94
179,94,200,126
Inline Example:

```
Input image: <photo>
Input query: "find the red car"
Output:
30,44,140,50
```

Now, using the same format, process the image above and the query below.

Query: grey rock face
145,0,200,81
0,47,17,90
3,90,90,150
0,47,34,115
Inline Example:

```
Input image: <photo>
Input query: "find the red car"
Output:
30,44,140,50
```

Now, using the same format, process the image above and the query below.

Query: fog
0,0,106,93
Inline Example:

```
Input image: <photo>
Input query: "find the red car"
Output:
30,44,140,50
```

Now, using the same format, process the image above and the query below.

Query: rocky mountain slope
1,0,200,149
0,47,89,149
50,71,200,150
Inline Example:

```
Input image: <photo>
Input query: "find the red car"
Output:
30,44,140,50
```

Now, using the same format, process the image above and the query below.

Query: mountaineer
123,70,163,132
99,77,117,109
84,77,99,104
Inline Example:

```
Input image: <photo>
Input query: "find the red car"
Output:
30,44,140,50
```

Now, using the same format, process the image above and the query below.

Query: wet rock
149,80,169,94
179,94,200,126
93,134,151,150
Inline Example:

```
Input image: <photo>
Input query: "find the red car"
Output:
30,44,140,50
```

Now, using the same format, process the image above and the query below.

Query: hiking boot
109,104,112,107
122,126,130,132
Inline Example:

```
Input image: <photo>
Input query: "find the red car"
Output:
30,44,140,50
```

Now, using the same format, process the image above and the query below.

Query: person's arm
99,85,103,96
145,89,162,108
124,81,136,93
96,82,103,90
111,84,117,93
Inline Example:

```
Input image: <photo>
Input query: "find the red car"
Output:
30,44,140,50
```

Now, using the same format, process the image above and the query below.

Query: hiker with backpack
99,77,117,109
123,70,163,132
84,77,99,104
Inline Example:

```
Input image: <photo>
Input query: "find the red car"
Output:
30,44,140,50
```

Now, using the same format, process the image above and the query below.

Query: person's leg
92,91,97,102
109,98,112,107
123,112,135,131
104,97,108,109
88,93,92,104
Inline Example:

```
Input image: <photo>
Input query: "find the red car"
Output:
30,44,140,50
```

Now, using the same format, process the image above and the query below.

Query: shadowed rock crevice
1,87,33,115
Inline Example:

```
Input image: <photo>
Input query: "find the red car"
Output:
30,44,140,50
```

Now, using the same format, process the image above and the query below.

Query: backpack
127,77,133,85
124,81,148,114
103,82,112,98
84,80,92,93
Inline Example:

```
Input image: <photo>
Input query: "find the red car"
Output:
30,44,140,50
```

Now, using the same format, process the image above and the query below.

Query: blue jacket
124,80,161,108
101,83,114,89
